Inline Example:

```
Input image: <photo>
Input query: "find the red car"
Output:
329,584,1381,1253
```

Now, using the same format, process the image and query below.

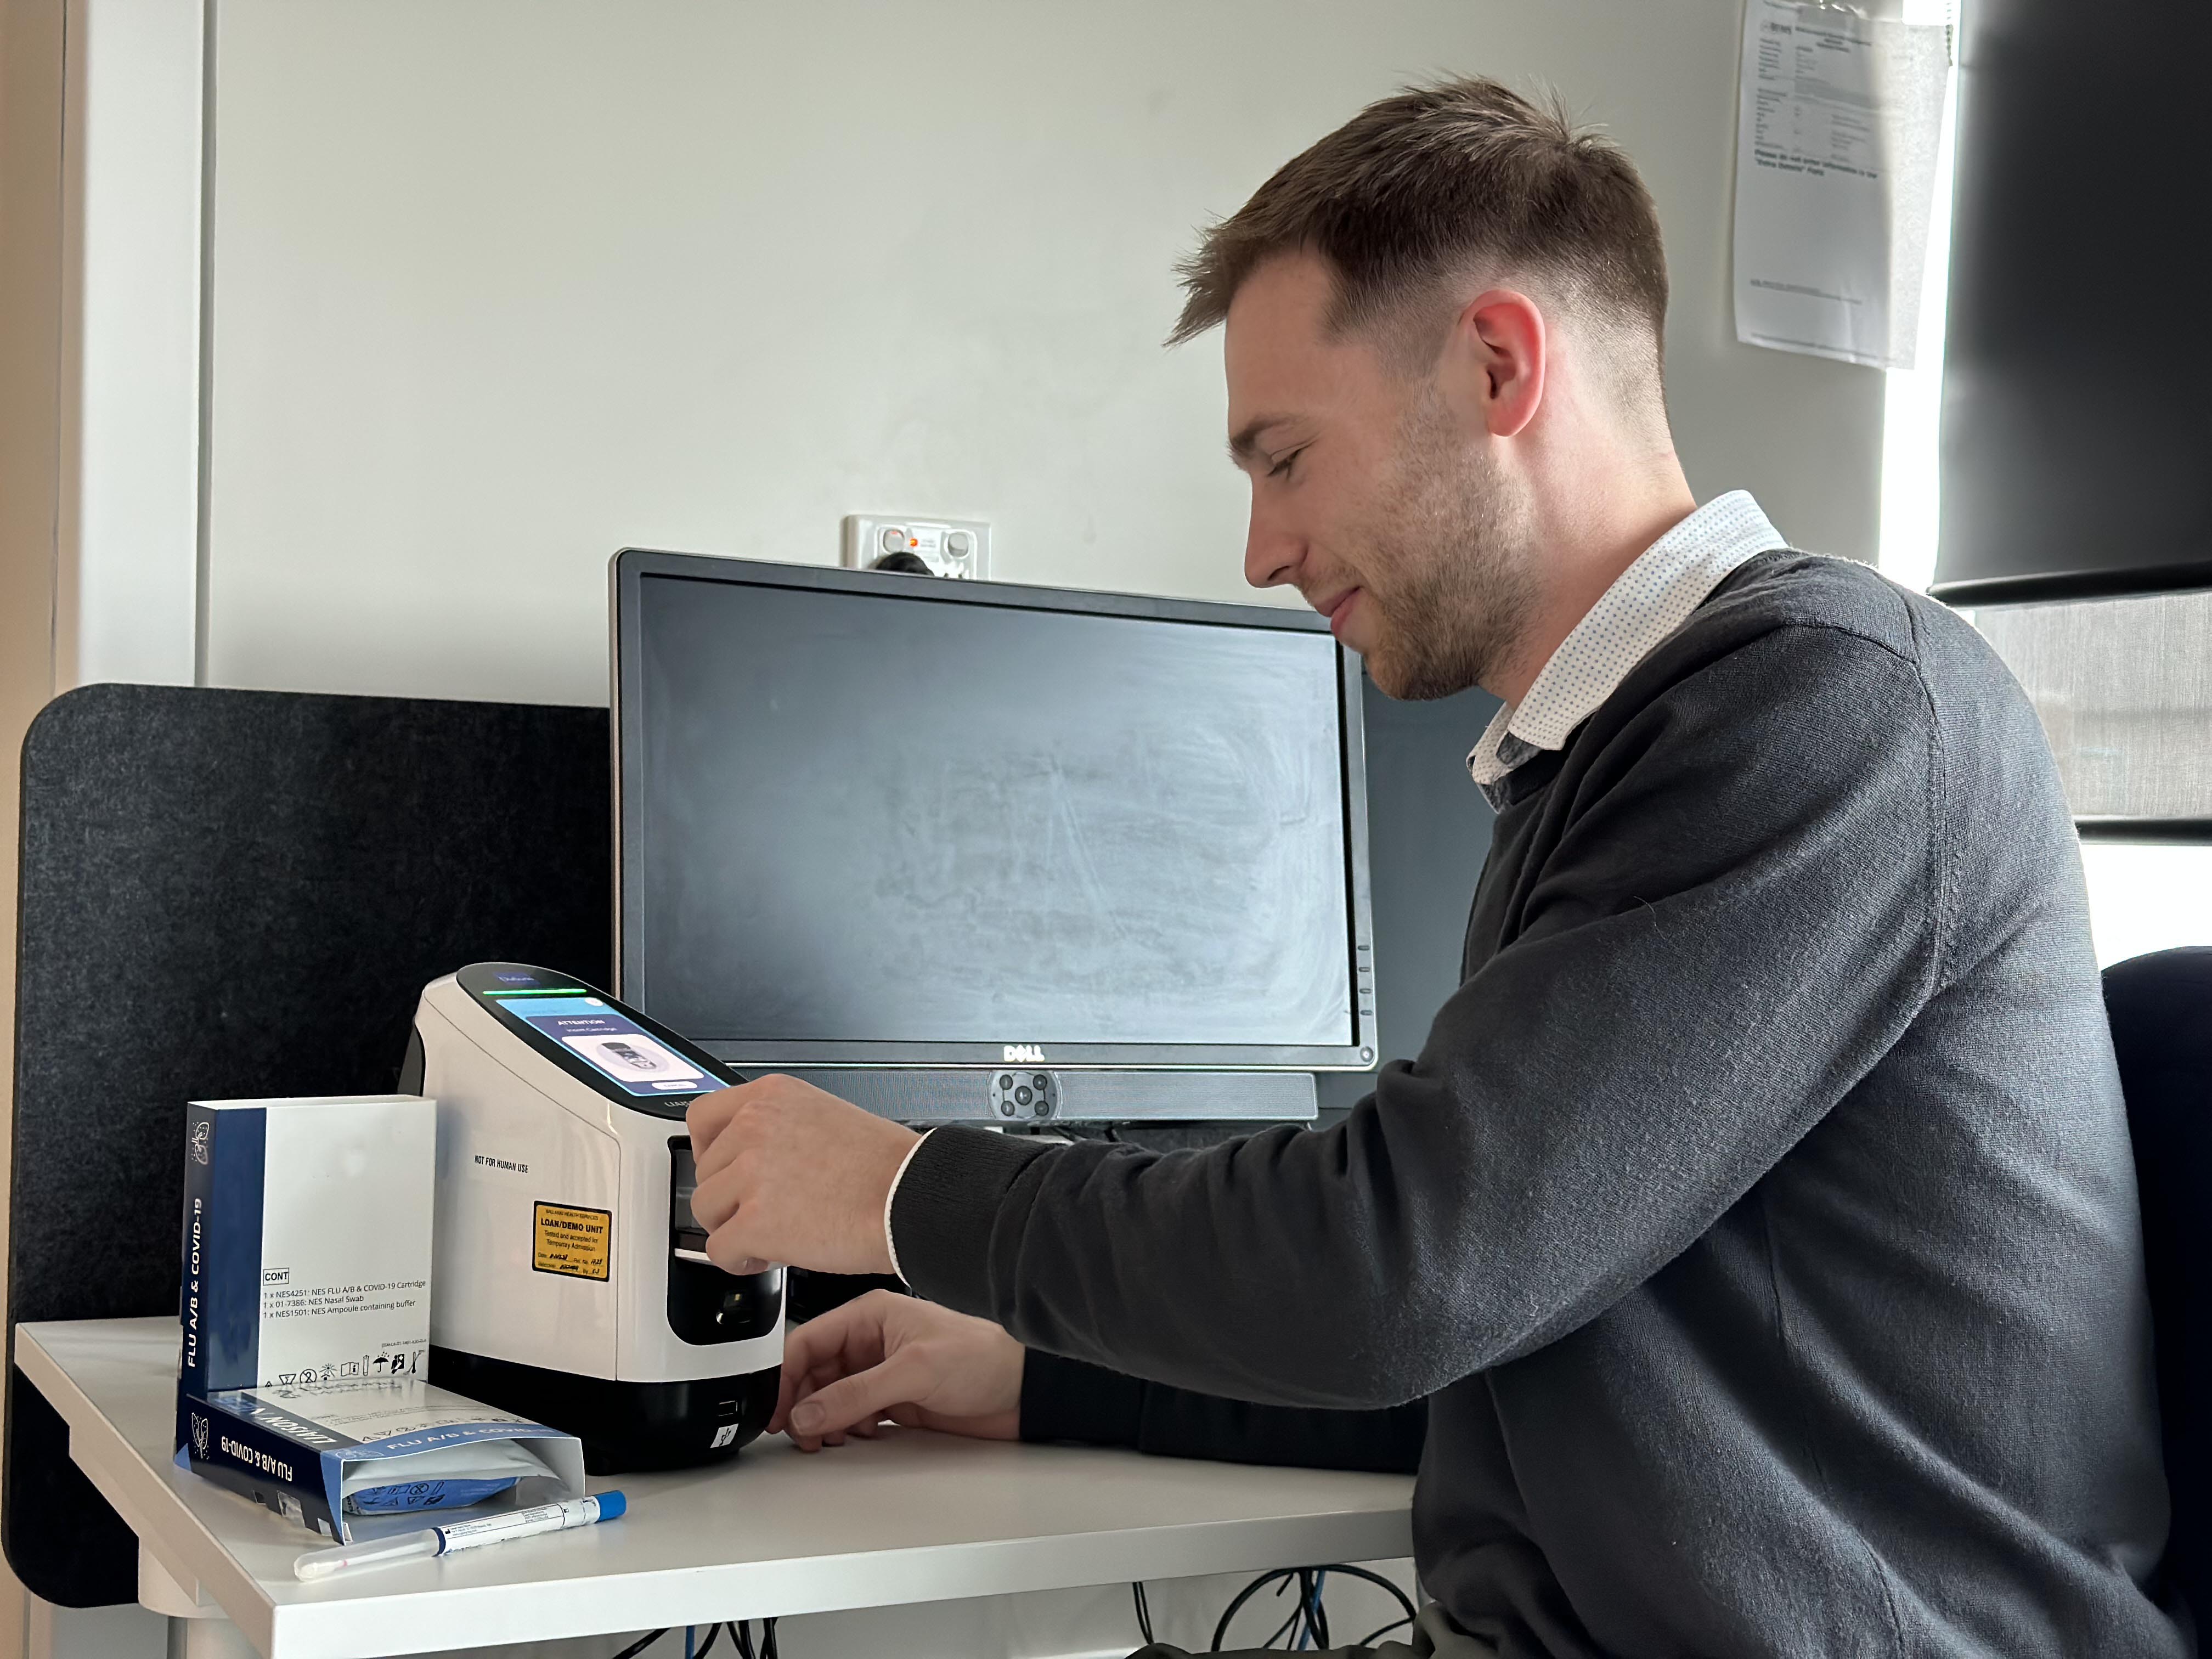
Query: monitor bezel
611,548,1379,1074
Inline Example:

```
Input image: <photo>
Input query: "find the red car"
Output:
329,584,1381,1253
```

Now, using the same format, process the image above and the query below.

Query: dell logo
1002,1043,1045,1064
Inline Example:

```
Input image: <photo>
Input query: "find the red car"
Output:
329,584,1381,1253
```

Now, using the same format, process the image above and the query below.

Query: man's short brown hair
1170,76,1668,379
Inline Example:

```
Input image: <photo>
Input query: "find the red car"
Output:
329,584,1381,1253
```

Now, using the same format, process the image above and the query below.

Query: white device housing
413,973,781,1386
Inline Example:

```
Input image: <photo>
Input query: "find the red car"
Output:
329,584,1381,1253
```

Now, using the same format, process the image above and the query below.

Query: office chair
2106,945,2212,1633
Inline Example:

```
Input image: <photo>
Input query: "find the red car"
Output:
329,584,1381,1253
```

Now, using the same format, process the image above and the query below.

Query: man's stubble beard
1357,387,1540,703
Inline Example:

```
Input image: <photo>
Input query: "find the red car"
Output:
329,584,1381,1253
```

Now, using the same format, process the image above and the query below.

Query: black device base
430,1346,780,1475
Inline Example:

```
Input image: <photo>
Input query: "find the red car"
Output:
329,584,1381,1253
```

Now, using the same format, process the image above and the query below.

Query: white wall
200,0,1886,707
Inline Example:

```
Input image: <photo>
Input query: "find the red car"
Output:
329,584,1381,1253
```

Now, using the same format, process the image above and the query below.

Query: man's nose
1244,500,1301,591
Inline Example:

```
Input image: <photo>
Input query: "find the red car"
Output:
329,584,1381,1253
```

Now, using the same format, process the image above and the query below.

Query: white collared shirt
1466,491,1790,787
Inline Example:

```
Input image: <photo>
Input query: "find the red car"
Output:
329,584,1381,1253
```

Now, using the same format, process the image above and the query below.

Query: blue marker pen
294,1492,626,1580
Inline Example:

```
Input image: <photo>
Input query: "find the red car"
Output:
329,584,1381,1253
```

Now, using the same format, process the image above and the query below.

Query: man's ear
1445,289,1547,439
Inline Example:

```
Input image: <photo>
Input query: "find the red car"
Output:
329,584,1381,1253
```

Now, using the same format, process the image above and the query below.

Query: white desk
15,1319,1415,1659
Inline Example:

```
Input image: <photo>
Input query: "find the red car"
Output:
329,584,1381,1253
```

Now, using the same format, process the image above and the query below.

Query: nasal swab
294,1492,625,1580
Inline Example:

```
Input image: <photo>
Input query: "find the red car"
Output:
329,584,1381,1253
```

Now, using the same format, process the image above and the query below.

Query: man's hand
773,1290,1024,1449
686,1075,918,1276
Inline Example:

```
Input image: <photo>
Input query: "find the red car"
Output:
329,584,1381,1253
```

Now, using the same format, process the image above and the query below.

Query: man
683,78,2183,1657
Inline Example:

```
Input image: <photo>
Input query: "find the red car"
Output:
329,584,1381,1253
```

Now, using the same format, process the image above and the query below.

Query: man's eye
1267,448,1305,479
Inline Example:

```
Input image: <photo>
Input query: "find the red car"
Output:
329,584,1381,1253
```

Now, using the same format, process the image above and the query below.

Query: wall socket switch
840,515,991,580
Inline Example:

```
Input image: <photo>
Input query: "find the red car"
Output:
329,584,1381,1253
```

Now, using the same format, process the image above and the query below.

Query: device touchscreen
486,994,710,1098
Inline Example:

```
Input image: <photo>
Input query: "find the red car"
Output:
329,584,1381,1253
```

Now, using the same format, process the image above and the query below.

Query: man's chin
1363,645,1481,704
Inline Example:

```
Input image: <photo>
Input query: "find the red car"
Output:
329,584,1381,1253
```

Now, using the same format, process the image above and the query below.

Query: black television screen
613,552,1374,1070
1934,0,2212,602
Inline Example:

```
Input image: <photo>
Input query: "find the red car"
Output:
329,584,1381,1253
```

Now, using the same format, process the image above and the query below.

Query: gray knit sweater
890,552,2184,1657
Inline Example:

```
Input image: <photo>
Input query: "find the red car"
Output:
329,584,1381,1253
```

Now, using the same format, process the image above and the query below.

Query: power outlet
840,515,991,580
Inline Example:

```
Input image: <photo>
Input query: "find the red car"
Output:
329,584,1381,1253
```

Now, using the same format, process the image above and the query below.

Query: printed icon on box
191,1414,209,1459
189,1120,211,1165
340,1360,360,1376
710,1424,740,1449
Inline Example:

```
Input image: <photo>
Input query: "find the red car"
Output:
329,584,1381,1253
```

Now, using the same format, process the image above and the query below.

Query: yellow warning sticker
532,1202,612,1282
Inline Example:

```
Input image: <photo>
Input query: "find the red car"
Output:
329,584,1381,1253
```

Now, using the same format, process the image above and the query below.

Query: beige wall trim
1,0,69,1646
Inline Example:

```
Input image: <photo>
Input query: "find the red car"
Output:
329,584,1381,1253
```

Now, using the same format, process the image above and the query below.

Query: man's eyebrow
1227,414,1299,466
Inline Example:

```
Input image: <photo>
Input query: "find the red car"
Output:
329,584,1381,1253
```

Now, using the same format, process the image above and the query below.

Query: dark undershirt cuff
1020,1350,1145,1448
886,1124,1053,1316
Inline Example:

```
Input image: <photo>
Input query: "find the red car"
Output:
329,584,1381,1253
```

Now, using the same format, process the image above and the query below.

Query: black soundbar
782,1067,1321,1125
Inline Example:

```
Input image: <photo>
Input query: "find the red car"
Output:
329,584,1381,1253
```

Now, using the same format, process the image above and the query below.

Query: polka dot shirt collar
1466,492,1788,787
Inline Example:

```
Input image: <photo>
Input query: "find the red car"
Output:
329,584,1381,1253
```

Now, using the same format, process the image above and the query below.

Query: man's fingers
784,1350,932,1442
774,1360,841,1436
690,1161,741,1235
780,1292,888,1379
771,1296,891,1432
684,1087,748,1172
688,1075,802,1183
703,1217,766,1273
771,1364,804,1435
700,1171,785,1271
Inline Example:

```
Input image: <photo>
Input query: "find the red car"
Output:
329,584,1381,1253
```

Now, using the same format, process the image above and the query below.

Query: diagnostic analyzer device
400,962,780,1473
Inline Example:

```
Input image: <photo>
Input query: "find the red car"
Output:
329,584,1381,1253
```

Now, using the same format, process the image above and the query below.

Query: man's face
1224,253,1536,701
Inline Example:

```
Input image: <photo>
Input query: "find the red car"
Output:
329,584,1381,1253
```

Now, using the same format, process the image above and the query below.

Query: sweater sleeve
890,622,1948,1408
1020,1351,1426,1474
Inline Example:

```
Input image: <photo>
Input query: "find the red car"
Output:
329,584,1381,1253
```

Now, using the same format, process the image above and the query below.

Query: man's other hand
686,1075,918,1276
772,1290,1024,1449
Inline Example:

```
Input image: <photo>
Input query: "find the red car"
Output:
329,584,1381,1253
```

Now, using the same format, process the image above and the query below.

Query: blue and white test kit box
178,1094,435,1401
179,1378,585,1542
174,1096,585,1541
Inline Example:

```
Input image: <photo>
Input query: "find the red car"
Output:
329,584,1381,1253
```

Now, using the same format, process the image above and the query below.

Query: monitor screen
617,556,1372,1067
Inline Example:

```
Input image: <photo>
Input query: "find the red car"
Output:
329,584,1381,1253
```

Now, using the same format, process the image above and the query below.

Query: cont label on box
532,1203,612,1281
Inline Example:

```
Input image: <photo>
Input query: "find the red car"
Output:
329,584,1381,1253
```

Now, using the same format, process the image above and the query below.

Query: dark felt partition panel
6,684,611,1606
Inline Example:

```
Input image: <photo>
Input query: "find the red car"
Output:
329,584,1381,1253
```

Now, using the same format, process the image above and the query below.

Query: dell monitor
611,551,1375,1122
